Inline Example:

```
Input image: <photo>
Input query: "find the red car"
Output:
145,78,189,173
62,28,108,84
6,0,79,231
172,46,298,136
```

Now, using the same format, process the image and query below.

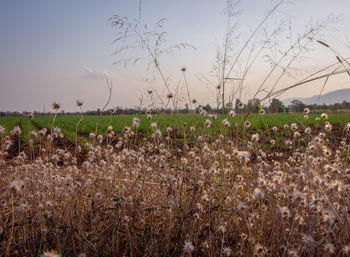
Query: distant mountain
283,88,350,106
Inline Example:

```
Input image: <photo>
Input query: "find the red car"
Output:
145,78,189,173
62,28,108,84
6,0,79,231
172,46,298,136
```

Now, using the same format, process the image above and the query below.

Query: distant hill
283,88,350,106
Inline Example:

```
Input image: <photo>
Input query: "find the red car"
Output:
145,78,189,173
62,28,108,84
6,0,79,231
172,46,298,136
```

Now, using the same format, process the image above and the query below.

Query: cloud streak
83,66,116,80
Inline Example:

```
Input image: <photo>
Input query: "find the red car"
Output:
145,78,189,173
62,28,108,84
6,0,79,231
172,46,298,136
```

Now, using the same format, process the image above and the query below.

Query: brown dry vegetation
1,113,350,257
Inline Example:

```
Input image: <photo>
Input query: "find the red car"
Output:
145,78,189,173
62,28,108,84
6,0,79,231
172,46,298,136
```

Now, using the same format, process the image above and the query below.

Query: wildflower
201,241,209,249
0,125,5,135
302,234,315,246
89,132,96,139
97,134,103,142
154,129,162,138
183,241,194,253
303,115,308,120
223,247,232,256
218,224,226,233
280,206,290,218
244,121,251,128
304,107,310,114
290,123,298,131
315,117,320,121
343,245,350,255
323,242,335,255
229,110,235,117
199,109,207,116
238,151,250,163
8,180,24,192
321,113,328,119
30,130,38,137
251,133,260,143
132,117,140,128
147,89,153,94
10,126,22,136
255,244,266,256
253,187,265,199
190,126,195,132
270,139,275,145
222,118,230,127
324,123,332,132
241,233,248,241
40,250,61,257
181,67,187,72
238,101,244,109
287,249,298,257
167,93,174,99
205,119,212,128
76,99,84,107
39,128,47,136
259,109,265,115
166,127,173,134
151,122,157,129
344,122,350,132
181,157,188,166
28,113,34,119
109,108,115,114
146,111,152,119
52,101,61,110
304,127,311,134
272,126,278,133
192,99,197,105
124,126,131,133
284,124,289,129
293,131,300,138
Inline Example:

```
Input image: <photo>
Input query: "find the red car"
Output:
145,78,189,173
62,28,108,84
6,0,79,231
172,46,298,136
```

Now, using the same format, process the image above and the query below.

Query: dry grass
0,113,350,256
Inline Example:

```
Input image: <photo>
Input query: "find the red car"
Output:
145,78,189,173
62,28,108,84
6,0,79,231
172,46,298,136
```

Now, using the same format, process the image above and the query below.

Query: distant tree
290,99,305,113
184,103,189,113
203,104,213,113
269,98,285,113
246,98,260,113
226,102,233,110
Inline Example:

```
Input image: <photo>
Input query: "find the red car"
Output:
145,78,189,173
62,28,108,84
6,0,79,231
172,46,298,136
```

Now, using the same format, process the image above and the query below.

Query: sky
0,0,349,112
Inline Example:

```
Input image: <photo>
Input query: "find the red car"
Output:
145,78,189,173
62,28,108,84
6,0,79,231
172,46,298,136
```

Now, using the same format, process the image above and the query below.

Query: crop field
1,110,350,256
1,112,350,144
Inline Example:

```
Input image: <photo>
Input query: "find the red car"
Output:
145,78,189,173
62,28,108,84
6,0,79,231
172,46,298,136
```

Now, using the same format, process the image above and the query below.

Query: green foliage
1,113,350,144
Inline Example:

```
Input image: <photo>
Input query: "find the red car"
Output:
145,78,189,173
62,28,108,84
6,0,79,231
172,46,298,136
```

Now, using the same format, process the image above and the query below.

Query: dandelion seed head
223,247,232,256
183,241,194,252
0,125,5,135
52,102,61,110
40,250,61,257
222,118,230,127
76,99,84,107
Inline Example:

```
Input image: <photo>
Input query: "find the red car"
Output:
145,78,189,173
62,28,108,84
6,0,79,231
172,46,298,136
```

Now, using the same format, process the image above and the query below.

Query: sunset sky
1,0,349,112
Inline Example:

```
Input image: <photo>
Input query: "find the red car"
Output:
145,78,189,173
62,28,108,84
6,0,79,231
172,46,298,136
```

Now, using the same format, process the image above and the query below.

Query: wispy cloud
83,66,116,80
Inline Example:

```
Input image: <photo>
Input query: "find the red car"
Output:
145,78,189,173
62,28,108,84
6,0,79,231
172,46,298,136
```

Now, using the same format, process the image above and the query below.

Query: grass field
1,112,350,144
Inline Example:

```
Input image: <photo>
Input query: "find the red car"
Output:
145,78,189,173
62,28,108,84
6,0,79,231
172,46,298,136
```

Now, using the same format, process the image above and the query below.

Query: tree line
1,99,350,117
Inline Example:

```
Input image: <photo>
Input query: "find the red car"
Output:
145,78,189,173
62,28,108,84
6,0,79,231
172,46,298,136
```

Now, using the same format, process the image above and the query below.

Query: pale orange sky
0,0,349,112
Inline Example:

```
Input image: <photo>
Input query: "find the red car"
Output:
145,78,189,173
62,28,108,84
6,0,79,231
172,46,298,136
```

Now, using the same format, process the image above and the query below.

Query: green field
1,112,349,144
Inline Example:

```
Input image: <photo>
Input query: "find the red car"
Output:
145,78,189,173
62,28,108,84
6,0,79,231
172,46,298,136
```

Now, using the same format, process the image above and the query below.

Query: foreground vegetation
1,110,350,256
